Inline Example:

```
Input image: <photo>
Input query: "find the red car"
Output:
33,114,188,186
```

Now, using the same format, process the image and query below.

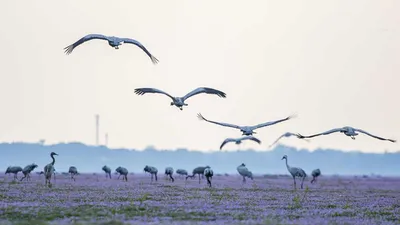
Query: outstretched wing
64,34,109,55
182,87,226,101
298,128,344,139
269,132,308,148
120,38,159,64
241,136,262,145
220,138,236,150
354,129,396,142
134,88,175,101
251,114,296,130
197,113,241,130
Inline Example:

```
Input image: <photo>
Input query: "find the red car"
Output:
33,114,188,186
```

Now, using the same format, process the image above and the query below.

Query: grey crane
20,164,38,181
164,167,175,182
204,167,214,187
134,87,226,110
197,113,296,136
297,126,396,142
44,152,58,187
5,166,23,180
102,165,112,179
68,166,78,181
311,169,321,184
115,166,128,181
237,163,253,184
282,155,307,189
268,132,309,148
64,34,159,64
220,136,261,150
186,166,210,184
176,169,188,178
144,165,158,182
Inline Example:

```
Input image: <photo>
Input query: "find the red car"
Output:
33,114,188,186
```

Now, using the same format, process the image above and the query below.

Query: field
0,172,399,225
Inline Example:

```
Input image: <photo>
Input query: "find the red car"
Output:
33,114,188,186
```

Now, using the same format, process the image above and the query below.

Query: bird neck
285,158,290,171
50,155,56,165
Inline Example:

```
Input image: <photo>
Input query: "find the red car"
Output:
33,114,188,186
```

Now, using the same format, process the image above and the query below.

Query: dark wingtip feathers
150,55,159,64
63,44,75,55
197,113,206,121
133,88,147,96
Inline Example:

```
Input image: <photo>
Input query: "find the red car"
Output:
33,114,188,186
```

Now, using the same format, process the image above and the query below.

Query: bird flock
4,32,397,190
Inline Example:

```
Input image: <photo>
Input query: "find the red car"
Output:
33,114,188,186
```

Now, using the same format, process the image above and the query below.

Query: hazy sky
0,1,399,153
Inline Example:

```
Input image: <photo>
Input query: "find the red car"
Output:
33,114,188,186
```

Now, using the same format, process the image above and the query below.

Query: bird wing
354,128,396,142
241,136,262,144
250,114,296,130
182,87,226,101
64,34,109,55
197,113,241,130
134,88,175,101
120,38,159,64
298,128,344,139
220,138,236,150
268,133,289,148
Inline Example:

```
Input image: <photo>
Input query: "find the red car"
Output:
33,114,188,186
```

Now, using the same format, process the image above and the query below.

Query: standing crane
204,167,214,187
311,169,321,184
164,167,175,182
281,155,307,189
44,152,58,187
186,166,210,184
144,165,158,182
5,166,23,181
20,164,38,181
102,165,112,179
237,163,253,184
68,166,78,181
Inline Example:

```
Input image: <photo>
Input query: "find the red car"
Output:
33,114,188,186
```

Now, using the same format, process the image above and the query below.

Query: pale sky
0,1,399,153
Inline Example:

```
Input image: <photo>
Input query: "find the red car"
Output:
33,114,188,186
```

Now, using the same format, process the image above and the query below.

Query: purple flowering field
0,173,399,225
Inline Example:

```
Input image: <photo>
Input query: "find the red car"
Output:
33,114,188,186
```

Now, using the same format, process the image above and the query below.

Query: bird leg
242,176,246,184
169,174,174,182
293,177,297,189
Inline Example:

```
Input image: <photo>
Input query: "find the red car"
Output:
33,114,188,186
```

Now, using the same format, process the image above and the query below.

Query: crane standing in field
281,155,307,189
68,166,78,181
115,166,129,181
311,169,321,184
237,163,253,184
204,167,214,187
44,152,58,187
197,113,296,136
64,34,159,64
176,169,188,178
5,166,23,181
186,166,210,184
20,164,38,182
102,165,112,179
297,126,396,142
164,167,175,182
144,165,158,182
134,87,227,110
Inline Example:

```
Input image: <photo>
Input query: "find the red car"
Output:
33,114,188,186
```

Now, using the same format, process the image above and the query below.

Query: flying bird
134,87,227,110
268,132,309,148
64,34,159,64
297,126,396,142
220,136,261,150
197,113,296,136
